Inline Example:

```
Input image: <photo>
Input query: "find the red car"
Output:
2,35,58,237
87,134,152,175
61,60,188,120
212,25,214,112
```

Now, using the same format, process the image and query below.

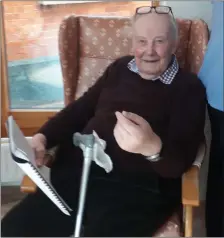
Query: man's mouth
142,59,159,63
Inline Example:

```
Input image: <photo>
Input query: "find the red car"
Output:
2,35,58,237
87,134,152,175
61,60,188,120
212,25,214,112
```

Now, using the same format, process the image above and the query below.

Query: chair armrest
20,175,37,193
182,166,200,206
20,146,58,194
182,143,206,206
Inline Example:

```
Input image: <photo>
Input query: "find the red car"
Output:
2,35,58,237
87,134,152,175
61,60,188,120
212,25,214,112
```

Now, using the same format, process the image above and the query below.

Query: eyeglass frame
134,6,174,19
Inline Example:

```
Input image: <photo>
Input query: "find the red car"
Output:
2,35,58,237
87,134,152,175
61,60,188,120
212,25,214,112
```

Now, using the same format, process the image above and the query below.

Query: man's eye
139,39,146,44
155,39,165,44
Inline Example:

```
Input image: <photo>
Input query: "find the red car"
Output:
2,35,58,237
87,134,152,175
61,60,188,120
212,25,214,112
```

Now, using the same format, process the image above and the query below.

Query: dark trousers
206,104,224,237
1,168,180,237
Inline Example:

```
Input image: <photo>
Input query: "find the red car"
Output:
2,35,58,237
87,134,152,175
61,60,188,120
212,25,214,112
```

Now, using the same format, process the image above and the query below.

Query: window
1,0,158,137
1,0,67,136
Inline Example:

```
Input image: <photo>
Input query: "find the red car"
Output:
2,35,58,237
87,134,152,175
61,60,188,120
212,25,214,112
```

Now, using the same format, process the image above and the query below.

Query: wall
3,1,147,61
161,1,213,29
1,138,25,185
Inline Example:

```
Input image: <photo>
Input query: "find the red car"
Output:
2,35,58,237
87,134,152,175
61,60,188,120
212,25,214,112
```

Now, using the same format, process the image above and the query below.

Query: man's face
132,13,177,80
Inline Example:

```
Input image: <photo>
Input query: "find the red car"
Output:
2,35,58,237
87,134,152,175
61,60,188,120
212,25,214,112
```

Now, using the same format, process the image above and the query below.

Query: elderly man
2,6,206,237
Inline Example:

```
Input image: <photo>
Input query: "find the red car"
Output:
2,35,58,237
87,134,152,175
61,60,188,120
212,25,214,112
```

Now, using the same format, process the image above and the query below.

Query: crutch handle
73,134,95,148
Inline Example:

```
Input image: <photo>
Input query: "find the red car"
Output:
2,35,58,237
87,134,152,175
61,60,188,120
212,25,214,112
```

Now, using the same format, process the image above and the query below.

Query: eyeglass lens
137,6,171,14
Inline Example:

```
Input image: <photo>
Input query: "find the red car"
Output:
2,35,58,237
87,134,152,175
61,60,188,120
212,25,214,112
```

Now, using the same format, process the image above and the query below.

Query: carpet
1,186,25,219
8,56,64,109
1,201,20,219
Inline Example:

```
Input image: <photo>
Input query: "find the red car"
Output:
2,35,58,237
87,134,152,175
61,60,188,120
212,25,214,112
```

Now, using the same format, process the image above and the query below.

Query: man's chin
143,69,161,75
139,71,160,80
141,67,161,76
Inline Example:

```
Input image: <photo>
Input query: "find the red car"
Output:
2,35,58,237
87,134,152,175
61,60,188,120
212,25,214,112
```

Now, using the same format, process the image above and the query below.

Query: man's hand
30,133,47,167
113,111,162,156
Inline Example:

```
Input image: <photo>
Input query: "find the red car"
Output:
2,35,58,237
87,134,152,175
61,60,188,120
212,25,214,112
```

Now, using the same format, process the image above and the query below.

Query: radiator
1,137,32,186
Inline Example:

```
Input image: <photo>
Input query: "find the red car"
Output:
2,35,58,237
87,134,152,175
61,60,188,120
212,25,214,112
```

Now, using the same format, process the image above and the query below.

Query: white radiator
1,137,32,186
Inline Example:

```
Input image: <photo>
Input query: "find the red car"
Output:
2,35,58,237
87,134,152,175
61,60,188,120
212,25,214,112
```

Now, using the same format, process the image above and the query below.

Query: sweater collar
127,55,179,84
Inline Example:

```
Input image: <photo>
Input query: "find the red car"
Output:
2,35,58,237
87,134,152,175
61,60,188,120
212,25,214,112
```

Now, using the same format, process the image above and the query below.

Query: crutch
73,133,95,237
72,131,113,237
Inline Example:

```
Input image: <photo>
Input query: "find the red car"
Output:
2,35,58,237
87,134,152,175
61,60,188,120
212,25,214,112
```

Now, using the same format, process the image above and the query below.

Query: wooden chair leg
185,205,193,237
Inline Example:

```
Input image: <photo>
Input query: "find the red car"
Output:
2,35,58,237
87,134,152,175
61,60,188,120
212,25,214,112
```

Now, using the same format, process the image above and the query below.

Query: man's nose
145,42,155,55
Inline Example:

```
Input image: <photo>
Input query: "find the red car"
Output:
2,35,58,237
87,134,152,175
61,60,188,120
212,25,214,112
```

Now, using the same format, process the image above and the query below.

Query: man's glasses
135,6,174,19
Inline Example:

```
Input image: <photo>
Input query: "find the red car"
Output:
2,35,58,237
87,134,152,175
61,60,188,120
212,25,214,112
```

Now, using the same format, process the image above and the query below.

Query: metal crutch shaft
73,134,95,237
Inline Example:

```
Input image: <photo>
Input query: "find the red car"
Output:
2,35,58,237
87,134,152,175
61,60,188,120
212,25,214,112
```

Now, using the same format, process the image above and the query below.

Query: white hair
132,13,179,41
169,15,178,41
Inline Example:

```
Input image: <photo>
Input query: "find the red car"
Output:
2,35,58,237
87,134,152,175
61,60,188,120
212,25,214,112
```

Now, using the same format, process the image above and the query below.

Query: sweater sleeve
37,60,118,149
150,77,206,178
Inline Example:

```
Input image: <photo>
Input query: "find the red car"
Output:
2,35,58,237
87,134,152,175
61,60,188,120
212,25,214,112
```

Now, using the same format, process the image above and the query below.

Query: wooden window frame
39,1,101,5
39,1,159,6
0,1,57,137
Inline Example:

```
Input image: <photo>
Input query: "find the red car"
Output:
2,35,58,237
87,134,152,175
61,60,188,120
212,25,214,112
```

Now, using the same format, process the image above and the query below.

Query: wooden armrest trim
182,143,206,206
20,175,37,193
182,166,200,206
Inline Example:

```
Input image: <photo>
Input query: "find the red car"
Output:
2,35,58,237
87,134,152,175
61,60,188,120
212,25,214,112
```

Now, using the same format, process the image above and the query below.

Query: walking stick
73,131,113,237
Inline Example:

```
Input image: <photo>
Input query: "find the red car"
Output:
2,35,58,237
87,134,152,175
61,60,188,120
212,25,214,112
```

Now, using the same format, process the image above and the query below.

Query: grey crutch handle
73,134,95,149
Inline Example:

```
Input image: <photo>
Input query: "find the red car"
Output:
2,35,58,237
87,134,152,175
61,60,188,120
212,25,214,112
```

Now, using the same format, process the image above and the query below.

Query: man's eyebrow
154,35,168,39
135,36,147,39
155,35,167,38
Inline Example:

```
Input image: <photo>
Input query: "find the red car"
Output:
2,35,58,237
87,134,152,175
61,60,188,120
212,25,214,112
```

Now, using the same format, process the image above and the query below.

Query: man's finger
116,117,132,136
122,111,147,127
115,111,138,134
113,125,123,146
36,158,44,167
115,123,129,140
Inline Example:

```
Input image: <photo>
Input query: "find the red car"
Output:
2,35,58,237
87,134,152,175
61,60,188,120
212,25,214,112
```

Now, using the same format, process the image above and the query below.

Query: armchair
21,15,209,237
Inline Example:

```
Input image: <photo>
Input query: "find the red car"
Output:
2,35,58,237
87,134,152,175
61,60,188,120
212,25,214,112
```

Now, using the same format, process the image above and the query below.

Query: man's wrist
145,153,161,162
141,133,162,157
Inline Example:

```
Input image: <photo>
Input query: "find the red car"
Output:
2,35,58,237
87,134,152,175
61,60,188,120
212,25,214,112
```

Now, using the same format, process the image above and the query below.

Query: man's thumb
35,147,45,167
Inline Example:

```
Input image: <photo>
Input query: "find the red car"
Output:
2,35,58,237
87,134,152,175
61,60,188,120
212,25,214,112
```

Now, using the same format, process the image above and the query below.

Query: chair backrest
58,15,209,105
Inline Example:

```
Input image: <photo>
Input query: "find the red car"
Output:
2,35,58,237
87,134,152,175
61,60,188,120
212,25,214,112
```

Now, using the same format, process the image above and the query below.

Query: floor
1,186,206,236
1,186,26,219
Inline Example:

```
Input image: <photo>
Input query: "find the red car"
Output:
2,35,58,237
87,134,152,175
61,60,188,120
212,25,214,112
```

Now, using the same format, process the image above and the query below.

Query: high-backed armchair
21,15,209,237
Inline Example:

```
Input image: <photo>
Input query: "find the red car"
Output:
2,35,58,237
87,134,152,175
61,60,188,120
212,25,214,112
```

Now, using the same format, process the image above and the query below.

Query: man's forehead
133,13,171,36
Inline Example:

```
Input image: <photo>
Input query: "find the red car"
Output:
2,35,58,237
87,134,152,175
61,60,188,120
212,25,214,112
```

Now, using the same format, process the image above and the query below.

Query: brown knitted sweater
38,56,206,192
